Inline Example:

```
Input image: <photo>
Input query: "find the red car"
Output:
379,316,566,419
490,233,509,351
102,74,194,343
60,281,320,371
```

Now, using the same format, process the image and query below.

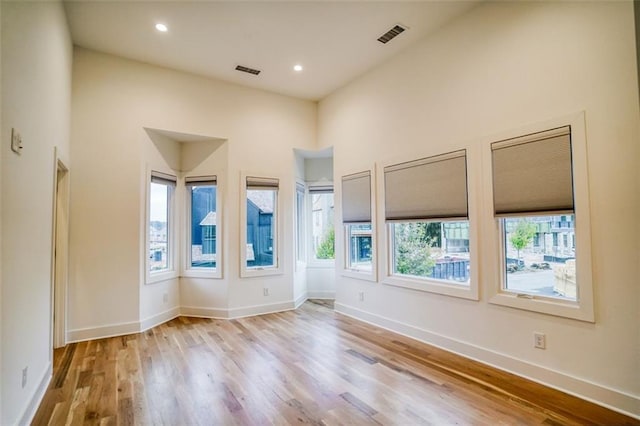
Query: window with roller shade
485,114,596,323
384,150,471,288
148,171,176,280
185,176,219,277
491,126,579,301
244,176,279,272
342,171,374,276
309,185,335,261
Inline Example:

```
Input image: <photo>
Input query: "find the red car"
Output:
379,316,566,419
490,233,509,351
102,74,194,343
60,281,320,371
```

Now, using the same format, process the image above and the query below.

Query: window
383,150,477,299
347,223,372,271
309,185,334,261
296,182,305,263
390,221,470,285
241,175,280,276
342,170,376,279
148,171,176,282
184,176,220,278
488,114,594,321
502,215,575,299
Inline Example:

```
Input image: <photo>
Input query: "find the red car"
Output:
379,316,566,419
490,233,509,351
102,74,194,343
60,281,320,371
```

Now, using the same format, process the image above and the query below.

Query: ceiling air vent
235,65,261,75
377,24,407,44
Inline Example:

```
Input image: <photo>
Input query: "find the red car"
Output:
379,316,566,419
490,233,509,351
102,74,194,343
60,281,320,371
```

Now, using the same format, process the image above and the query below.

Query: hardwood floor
33,300,637,425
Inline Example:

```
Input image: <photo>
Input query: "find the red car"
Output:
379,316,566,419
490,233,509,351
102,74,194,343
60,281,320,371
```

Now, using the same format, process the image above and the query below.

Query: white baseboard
66,299,306,342
335,302,640,420
307,291,335,299
227,300,296,319
294,293,308,308
182,300,301,320
19,361,52,426
67,320,140,343
180,305,228,319
140,307,181,332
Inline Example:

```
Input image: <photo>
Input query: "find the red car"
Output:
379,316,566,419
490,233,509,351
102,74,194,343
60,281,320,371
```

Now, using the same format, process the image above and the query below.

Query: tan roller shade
185,175,217,186
151,171,177,186
384,150,468,221
246,176,279,189
491,126,573,216
341,171,371,223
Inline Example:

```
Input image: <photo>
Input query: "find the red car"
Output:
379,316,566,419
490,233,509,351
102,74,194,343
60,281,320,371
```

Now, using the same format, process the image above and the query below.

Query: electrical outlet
163,293,168,304
22,367,28,388
534,332,546,349
263,288,269,296
11,128,23,155
358,291,364,302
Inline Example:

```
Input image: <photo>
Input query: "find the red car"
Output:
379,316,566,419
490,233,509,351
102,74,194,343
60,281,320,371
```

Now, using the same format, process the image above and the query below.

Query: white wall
318,1,639,416
1,2,72,424
69,48,316,338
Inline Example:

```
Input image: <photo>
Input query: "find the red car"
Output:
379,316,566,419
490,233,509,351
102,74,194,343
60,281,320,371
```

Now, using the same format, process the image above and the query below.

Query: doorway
51,156,69,349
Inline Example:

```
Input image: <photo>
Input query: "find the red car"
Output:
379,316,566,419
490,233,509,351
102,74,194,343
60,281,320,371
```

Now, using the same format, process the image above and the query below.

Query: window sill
489,291,594,322
383,275,477,300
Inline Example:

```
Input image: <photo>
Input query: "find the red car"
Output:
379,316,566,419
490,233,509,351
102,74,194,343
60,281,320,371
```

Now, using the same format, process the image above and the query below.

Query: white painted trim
67,320,140,343
19,362,52,426
334,302,640,419
180,305,228,319
227,300,296,319
140,307,181,332
307,291,335,299
294,293,308,308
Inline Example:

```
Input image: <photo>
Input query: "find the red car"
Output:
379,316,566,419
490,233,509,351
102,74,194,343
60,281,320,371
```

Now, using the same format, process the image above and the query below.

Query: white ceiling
64,1,478,101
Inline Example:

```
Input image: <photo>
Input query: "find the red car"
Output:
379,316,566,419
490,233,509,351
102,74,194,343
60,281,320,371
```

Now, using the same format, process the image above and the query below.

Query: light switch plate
11,128,23,155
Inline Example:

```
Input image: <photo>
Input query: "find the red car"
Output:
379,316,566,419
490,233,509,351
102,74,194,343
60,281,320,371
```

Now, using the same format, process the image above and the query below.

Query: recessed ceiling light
293,64,303,72
155,23,168,32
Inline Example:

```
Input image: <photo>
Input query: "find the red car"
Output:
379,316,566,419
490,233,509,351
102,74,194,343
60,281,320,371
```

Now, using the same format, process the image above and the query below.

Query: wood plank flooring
33,300,638,425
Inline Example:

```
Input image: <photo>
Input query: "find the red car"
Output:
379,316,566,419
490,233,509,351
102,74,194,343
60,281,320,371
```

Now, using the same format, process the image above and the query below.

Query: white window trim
379,149,480,301
483,111,594,322
145,167,178,285
295,180,306,271
182,175,222,279
307,181,335,268
240,171,283,278
341,165,378,282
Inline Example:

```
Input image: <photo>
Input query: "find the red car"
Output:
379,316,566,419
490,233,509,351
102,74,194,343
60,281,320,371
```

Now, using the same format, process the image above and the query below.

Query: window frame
146,169,178,285
295,180,306,270
182,175,222,279
483,112,594,322
341,167,377,282
240,172,283,278
380,149,479,300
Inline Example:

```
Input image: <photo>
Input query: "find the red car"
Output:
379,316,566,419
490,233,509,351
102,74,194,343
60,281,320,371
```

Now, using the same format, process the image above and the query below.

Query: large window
148,171,176,280
244,176,279,273
488,115,594,321
383,150,477,299
309,185,334,261
185,176,219,277
342,170,375,278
